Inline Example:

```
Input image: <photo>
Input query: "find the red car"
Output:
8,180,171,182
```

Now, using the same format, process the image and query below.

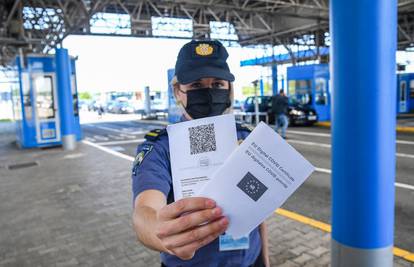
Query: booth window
400,81,407,101
410,80,414,98
315,78,328,105
289,80,312,105
34,75,55,119
71,75,79,116
12,83,22,121
22,73,32,120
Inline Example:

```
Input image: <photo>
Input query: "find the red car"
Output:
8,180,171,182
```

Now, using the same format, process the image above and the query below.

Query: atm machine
287,64,331,121
11,54,82,148
397,73,414,113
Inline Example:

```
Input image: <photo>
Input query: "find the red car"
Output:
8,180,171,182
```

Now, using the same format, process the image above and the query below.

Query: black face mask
184,88,231,119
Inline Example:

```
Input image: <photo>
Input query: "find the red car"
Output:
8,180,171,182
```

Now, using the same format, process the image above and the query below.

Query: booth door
32,73,61,144
314,78,330,121
399,80,408,113
410,80,414,112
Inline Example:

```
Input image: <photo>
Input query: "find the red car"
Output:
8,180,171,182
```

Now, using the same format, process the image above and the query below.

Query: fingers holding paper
156,197,228,260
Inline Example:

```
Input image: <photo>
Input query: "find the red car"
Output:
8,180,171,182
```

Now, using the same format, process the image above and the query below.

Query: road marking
108,134,124,140
288,139,331,148
96,138,146,146
287,130,414,145
395,182,414,190
287,130,330,137
109,146,125,152
82,140,134,162
93,135,109,141
314,167,414,191
84,137,96,142
288,139,414,159
82,139,414,263
396,152,414,159
96,125,125,133
398,140,414,145
97,125,147,135
315,167,331,174
275,208,414,263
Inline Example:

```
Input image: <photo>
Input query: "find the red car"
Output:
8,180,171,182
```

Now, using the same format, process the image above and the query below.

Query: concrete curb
315,122,414,134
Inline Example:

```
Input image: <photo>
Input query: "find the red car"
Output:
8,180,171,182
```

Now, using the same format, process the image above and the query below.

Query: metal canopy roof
0,0,413,66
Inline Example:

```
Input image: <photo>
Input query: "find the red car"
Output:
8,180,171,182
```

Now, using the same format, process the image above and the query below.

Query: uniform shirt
132,123,262,267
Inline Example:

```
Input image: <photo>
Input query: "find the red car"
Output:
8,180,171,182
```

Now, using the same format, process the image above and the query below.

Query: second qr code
189,123,217,155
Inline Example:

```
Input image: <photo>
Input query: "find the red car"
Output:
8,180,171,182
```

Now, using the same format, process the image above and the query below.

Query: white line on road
84,137,96,142
82,140,414,192
96,139,146,146
314,167,413,190
288,139,414,159
96,125,125,133
82,140,134,162
287,130,414,145
315,167,331,174
108,134,124,140
96,125,146,135
93,135,109,141
397,140,414,145
396,153,414,159
395,182,414,190
288,130,330,137
288,139,331,148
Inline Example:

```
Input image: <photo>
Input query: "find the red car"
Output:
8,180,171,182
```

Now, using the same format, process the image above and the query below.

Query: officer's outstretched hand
155,197,228,260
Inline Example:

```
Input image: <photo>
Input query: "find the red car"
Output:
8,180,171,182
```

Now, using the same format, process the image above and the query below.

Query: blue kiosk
287,64,331,121
11,50,82,149
287,64,414,120
397,72,414,113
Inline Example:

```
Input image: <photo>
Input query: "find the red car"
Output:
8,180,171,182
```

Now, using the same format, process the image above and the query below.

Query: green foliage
241,82,272,97
78,92,92,100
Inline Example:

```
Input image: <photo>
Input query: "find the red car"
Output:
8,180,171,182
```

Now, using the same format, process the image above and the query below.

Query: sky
62,35,267,100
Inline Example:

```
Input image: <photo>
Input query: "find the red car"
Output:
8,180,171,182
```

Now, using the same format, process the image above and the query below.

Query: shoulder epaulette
144,128,167,141
236,123,254,132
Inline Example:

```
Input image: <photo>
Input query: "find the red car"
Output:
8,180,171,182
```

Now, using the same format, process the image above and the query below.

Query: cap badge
195,44,214,56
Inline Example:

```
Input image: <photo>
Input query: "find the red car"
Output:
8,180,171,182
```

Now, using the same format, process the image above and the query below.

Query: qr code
189,123,217,155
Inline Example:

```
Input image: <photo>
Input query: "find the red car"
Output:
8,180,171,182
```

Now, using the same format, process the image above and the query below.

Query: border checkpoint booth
287,64,331,121
11,49,82,149
287,64,414,119
397,72,414,113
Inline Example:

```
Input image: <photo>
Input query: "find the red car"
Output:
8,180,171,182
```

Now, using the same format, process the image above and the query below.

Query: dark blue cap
174,40,235,84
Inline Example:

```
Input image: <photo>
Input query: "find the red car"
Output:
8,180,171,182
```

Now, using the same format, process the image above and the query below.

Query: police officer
132,40,269,267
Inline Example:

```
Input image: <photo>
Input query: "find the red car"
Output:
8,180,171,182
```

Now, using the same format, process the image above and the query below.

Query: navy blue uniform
132,123,262,267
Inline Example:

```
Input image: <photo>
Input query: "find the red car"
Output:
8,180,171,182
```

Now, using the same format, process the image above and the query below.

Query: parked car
88,100,100,111
242,96,318,125
110,100,135,114
233,99,244,110
151,99,168,113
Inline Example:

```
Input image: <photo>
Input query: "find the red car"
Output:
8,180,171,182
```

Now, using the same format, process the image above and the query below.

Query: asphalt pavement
80,119,414,252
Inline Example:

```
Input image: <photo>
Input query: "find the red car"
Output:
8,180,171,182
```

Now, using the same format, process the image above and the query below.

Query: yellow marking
276,208,331,232
315,121,331,128
146,132,158,137
275,208,414,263
396,126,414,133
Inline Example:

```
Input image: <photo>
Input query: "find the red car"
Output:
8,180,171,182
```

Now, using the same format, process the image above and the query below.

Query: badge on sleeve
219,234,249,251
134,144,153,167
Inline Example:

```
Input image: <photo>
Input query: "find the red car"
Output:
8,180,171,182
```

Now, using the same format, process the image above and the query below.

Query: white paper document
198,121,315,238
167,114,238,200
